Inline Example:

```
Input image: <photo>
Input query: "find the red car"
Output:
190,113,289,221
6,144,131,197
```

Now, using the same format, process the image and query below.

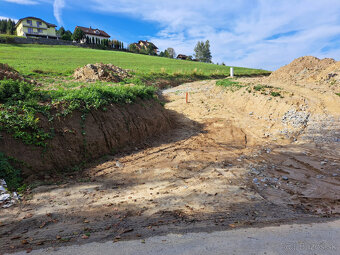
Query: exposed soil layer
73,63,132,82
0,99,173,178
1,56,340,253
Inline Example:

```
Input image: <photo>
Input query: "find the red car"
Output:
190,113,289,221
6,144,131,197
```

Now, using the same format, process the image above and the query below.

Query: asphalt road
10,219,340,255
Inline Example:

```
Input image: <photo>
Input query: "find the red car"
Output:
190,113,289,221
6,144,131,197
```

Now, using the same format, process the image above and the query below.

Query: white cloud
86,0,340,70
0,16,18,22
4,0,38,4
53,0,65,25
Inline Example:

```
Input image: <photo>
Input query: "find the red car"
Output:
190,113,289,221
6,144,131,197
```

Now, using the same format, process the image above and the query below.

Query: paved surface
10,219,340,255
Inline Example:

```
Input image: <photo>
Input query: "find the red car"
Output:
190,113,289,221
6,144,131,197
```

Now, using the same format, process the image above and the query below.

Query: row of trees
57,27,73,41
159,48,176,58
0,19,16,35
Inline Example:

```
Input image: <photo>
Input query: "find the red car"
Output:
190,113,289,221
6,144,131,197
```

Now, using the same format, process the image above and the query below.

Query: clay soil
1,71,340,253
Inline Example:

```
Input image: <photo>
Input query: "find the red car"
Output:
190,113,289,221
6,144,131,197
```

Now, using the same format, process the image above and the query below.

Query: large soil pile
267,56,339,86
0,100,173,178
73,63,132,82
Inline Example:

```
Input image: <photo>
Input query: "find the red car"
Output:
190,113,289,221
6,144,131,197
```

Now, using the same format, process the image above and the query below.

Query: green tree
6,19,15,35
129,44,139,53
72,27,85,42
0,20,6,34
146,44,157,55
61,30,72,41
0,19,15,35
57,26,65,37
194,40,212,63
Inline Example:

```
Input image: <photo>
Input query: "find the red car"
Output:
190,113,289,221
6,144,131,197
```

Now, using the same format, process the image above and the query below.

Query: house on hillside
132,40,158,54
177,54,188,60
15,17,57,39
75,26,110,44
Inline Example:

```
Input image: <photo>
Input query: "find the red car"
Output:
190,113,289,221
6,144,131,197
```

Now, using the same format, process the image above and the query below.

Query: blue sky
1,0,340,70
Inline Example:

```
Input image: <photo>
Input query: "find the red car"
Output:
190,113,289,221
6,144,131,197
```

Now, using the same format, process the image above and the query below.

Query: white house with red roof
74,26,110,43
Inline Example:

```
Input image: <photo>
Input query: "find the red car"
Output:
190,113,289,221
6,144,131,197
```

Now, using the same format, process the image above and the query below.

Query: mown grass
0,44,269,77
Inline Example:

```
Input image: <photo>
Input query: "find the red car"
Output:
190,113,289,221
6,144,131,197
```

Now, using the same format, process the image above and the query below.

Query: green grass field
0,44,269,77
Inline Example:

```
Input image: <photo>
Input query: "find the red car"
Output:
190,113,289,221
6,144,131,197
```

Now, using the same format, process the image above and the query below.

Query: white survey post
230,67,234,78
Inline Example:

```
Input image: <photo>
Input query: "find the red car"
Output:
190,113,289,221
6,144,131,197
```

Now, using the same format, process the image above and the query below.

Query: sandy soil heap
267,56,340,88
73,63,132,82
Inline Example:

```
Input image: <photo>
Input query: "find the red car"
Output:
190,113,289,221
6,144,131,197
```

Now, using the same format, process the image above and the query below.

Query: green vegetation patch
249,84,284,98
336,93,340,97
216,79,245,91
253,84,273,91
0,152,22,191
270,91,281,97
0,79,157,147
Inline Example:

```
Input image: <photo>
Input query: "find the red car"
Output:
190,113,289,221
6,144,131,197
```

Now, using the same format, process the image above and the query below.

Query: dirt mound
315,61,340,85
268,56,336,85
73,63,132,82
0,63,24,81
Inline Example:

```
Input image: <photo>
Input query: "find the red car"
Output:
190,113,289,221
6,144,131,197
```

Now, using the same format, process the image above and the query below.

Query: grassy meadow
0,44,269,77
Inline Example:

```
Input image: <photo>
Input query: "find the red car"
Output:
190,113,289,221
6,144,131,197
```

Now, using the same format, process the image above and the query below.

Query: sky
1,0,340,70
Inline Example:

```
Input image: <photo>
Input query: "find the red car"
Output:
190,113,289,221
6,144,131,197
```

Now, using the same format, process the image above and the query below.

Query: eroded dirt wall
0,99,173,178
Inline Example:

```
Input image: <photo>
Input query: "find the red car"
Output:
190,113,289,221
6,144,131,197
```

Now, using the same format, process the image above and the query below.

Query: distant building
132,40,158,54
74,26,110,44
177,54,188,60
15,17,57,39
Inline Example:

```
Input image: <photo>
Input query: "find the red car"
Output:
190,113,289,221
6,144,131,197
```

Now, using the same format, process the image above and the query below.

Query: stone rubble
73,63,132,82
0,179,20,209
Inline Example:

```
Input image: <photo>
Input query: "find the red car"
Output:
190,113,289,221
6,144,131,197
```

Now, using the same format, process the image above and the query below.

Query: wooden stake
186,92,189,103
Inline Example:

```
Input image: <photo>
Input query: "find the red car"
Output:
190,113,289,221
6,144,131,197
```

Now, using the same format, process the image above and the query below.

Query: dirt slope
1,62,340,252
0,100,172,178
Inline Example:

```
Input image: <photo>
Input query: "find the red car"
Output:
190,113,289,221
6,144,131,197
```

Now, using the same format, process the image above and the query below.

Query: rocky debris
315,61,340,87
0,179,20,208
282,109,310,128
73,63,132,82
0,63,24,81
301,115,340,144
0,63,37,85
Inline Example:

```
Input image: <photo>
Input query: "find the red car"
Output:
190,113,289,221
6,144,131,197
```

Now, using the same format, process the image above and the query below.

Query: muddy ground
1,78,340,253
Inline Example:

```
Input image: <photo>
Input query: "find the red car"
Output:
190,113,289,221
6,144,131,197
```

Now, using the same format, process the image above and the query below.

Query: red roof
75,26,110,38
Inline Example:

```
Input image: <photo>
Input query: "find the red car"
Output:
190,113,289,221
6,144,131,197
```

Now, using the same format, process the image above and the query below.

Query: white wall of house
81,34,109,43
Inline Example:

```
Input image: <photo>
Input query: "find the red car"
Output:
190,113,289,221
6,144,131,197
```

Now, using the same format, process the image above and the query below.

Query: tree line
0,19,16,35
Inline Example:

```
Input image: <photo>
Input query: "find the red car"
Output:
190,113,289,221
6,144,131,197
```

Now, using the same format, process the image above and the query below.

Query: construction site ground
1,75,340,253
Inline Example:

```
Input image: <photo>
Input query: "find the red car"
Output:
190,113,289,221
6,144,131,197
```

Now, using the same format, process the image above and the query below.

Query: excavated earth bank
0,100,172,178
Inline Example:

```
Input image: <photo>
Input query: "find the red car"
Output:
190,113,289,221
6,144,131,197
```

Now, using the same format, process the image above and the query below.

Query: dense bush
0,79,34,102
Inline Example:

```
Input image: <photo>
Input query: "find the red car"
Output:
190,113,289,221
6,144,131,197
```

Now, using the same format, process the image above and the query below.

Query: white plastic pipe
230,67,234,78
